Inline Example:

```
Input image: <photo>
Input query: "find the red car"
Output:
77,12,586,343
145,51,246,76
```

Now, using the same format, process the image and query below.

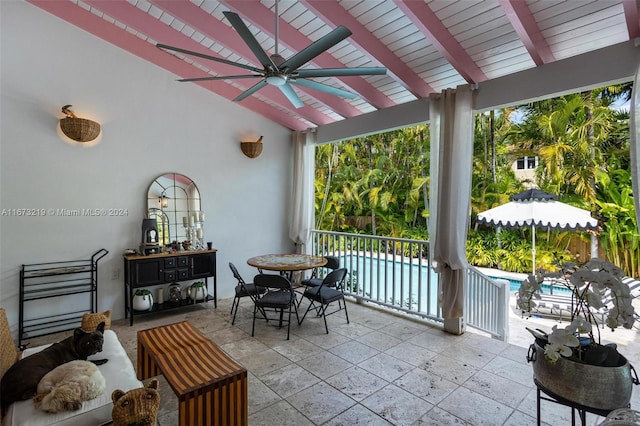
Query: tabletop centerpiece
517,257,638,410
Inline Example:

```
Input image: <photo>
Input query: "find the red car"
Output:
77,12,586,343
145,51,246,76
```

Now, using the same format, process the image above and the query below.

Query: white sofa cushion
3,330,141,426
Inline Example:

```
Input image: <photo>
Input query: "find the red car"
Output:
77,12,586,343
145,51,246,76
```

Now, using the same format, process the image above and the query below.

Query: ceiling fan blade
178,75,262,82
223,11,277,71
278,84,304,109
292,78,358,99
280,26,352,72
233,80,269,102
157,43,263,74
296,67,387,78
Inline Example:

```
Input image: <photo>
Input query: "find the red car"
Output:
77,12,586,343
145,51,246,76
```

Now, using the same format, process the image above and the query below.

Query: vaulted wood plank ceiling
28,0,640,131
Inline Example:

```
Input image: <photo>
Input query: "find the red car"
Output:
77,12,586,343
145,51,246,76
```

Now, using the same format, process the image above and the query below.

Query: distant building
512,156,538,188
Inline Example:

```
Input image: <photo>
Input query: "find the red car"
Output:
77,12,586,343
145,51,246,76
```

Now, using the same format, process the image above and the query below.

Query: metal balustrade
310,230,509,341
465,266,510,340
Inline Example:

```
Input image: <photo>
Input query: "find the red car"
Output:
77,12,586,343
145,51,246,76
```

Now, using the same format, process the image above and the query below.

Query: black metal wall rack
19,248,108,348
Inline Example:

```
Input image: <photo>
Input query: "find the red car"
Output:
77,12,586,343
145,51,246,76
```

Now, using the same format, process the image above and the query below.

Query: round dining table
247,254,327,277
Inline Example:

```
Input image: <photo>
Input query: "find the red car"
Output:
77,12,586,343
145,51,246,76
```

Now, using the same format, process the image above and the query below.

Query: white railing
310,230,441,322
465,266,510,341
310,230,509,341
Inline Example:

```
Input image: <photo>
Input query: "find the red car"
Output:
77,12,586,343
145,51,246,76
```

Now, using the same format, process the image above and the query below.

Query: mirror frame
147,173,201,247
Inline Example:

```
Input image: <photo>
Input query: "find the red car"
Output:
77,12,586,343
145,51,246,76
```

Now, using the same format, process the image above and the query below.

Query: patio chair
252,273,300,340
629,278,640,328
229,262,267,325
590,276,640,329
300,255,340,289
530,293,574,322
622,276,640,298
298,268,349,334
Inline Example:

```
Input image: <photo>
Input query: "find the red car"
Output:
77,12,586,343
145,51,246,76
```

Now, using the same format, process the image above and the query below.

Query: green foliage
314,125,430,235
314,84,639,277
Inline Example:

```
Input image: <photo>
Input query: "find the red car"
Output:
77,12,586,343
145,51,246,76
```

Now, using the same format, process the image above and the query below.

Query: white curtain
289,130,316,254
631,63,640,235
429,85,475,320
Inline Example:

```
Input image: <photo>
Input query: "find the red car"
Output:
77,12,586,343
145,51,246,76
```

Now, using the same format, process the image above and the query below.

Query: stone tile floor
102,295,639,426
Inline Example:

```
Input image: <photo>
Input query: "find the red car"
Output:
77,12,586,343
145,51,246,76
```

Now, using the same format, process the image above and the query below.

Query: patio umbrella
476,189,598,274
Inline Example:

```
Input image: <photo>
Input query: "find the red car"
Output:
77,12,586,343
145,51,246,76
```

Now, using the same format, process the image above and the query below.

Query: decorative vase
528,340,638,410
168,283,182,305
190,282,207,301
133,290,154,311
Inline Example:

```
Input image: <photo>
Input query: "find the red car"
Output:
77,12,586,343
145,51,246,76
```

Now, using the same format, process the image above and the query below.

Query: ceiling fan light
266,74,287,86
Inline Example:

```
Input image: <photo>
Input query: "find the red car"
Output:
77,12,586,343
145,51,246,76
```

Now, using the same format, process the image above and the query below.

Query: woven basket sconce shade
60,105,101,142
240,136,263,158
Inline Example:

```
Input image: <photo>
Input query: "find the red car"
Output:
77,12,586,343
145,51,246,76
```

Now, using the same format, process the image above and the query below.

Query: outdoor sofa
0,308,141,426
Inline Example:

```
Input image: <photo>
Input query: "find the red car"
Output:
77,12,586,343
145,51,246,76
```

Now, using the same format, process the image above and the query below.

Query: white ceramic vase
190,282,207,301
133,292,154,311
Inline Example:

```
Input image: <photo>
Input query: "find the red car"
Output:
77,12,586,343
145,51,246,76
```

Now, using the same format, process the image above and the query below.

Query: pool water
339,255,572,317
491,276,572,295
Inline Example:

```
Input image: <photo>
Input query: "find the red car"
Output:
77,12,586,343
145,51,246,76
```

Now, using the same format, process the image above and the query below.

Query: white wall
0,2,294,331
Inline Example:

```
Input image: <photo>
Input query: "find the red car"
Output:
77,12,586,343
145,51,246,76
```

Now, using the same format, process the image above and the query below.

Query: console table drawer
164,270,177,282
177,269,189,280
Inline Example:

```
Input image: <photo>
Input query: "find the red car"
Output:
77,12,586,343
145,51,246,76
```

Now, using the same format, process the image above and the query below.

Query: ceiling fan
156,2,387,109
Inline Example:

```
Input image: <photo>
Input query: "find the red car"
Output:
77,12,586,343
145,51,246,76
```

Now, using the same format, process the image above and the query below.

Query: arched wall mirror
147,173,201,247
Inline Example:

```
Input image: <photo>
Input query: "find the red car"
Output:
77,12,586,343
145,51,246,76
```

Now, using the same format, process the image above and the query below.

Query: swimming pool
490,275,572,295
339,254,570,314
341,255,438,314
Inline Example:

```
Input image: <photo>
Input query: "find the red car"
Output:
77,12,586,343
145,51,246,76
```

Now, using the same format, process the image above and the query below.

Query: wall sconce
59,105,101,142
240,135,263,158
158,193,169,209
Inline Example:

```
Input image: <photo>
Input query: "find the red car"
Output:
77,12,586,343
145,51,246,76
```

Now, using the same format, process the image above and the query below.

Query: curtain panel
289,130,316,254
631,63,640,235
429,86,475,322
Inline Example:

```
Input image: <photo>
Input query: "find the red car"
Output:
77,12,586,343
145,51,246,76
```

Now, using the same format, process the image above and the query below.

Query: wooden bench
137,321,248,426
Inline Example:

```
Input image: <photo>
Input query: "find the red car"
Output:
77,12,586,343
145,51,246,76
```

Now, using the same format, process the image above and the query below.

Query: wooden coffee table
137,321,248,426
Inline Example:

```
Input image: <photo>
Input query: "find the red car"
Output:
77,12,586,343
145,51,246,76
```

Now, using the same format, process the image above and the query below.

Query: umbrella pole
531,224,536,275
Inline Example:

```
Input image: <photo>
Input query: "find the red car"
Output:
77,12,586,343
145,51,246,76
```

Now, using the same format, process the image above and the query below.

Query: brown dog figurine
111,379,160,426
0,322,106,410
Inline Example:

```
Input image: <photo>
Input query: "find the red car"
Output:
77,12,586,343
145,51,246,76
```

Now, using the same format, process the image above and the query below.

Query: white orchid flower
569,317,592,334
548,324,579,348
518,257,636,360
569,269,598,289
544,343,573,364
583,290,604,309
606,315,619,329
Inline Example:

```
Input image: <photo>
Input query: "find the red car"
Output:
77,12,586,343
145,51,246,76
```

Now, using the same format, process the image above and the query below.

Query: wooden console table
123,249,217,325
137,321,248,426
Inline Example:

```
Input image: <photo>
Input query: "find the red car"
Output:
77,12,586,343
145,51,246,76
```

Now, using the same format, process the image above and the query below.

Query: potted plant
518,257,638,410
133,288,154,311
190,281,207,301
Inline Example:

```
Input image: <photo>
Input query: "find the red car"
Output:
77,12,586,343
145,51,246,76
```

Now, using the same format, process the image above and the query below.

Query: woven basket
60,117,101,142
81,309,112,331
0,308,18,379
240,141,263,158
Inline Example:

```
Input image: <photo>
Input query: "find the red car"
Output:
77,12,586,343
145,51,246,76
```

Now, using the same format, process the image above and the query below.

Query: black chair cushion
235,283,266,297
300,277,323,287
256,290,294,308
303,286,343,304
